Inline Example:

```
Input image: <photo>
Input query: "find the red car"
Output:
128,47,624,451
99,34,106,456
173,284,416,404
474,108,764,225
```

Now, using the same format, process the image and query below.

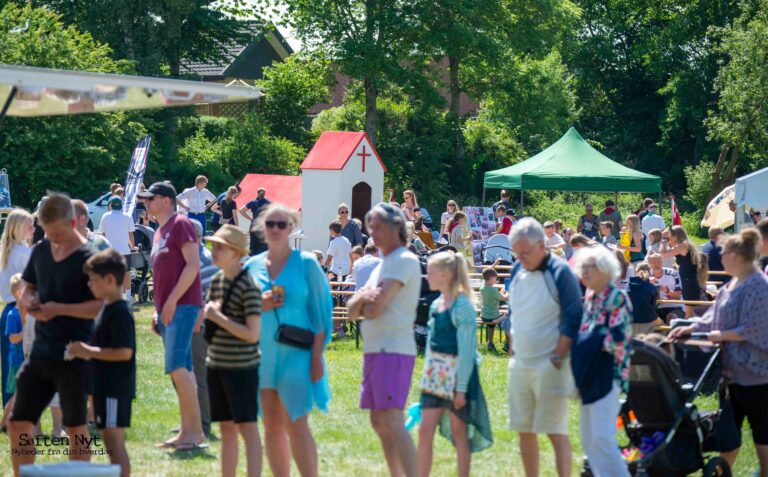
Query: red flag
670,196,682,226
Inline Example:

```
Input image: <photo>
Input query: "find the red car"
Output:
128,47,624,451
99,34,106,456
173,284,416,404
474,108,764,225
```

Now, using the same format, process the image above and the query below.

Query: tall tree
32,0,255,76
705,0,768,201
266,0,422,146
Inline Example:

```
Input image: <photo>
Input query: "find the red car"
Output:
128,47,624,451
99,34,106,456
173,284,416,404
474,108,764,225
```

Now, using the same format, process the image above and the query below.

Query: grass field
0,303,760,476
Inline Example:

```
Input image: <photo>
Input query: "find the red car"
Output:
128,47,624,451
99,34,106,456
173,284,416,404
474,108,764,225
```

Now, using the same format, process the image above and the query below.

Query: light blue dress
246,249,333,421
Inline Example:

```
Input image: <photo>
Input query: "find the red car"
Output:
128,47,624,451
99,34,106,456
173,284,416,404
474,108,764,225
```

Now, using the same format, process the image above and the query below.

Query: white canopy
0,64,261,117
701,185,734,230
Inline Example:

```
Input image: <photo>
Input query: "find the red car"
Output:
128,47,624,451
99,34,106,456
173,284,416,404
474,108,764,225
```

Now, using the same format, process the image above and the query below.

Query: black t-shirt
22,240,96,360
90,300,136,398
220,198,237,220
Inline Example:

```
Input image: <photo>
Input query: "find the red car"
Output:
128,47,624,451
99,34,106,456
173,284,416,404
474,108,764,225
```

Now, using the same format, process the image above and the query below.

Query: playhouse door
351,182,372,229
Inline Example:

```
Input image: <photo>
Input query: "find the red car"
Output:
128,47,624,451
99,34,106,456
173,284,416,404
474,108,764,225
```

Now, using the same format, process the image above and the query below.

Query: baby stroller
583,338,730,477
130,223,154,303
481,233,514,265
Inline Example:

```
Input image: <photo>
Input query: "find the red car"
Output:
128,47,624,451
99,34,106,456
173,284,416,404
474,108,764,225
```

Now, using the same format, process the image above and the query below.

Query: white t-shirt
360,246,422,356
177,187,216,214
99,210,136,255
641,214,666,247
652,267,682,303
326,236,352,276
0,242,31,302
545,233,565,248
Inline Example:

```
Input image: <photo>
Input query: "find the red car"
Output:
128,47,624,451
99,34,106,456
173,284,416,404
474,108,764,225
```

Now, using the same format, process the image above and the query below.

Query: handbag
421,351,459,400
272,257,314,350
204,269,248,344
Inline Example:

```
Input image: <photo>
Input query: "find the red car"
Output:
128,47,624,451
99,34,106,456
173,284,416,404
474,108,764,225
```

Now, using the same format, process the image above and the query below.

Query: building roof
300,131,386,172
180,22,293,81
235,174,302,211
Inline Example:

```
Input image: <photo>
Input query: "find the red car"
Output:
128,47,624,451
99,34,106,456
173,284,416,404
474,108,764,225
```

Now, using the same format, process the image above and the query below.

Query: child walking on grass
418,251,493,477
479,267,508,352
2,274,26,429
67,249,136,477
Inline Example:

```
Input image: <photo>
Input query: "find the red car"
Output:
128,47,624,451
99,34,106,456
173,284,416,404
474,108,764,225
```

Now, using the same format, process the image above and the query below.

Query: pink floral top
581,285,633,392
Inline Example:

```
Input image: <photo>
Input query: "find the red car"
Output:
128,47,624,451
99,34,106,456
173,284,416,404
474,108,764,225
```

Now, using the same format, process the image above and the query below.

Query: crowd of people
0,180,766,477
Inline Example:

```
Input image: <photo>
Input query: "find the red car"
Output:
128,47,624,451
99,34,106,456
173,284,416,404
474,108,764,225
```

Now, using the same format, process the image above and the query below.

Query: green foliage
479,50,579,153
683,161,717,211
174,112,304,194
257,54,333,146
32,0,256,76
0,3,147,206
706,0,768,166
462,117,527,194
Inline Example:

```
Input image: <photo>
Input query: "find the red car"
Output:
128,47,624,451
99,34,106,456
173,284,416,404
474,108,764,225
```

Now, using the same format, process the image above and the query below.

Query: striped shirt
205,270,262,369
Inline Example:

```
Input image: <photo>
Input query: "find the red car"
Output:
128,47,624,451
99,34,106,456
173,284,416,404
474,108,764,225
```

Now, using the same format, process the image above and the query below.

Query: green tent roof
483,128,661,193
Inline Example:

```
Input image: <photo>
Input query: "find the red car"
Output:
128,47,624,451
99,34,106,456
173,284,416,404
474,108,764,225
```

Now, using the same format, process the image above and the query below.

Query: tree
705,0,768,202
257,53,333,147
0,3,147,207
32,0,255,76
267,0,423,146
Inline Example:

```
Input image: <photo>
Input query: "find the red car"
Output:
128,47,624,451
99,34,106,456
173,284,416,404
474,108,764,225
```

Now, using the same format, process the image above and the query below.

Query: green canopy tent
482,127,662,211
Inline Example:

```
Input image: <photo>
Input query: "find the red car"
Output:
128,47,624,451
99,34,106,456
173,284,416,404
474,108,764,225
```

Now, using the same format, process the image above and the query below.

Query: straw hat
207,225,248,256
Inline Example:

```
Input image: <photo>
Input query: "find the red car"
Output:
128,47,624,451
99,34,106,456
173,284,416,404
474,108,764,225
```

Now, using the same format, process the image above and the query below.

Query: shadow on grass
167,448,217,461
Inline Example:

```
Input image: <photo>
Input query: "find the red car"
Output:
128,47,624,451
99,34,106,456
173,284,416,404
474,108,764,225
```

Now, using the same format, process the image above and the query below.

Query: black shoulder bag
273,255,315,350
204,269,248,344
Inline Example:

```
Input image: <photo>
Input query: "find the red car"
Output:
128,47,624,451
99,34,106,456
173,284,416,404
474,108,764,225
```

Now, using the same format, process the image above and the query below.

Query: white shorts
507,357,574,435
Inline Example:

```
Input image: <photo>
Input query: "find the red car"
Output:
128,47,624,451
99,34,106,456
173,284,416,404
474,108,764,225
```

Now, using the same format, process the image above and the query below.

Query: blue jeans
188,212,207,237
156,305,200,374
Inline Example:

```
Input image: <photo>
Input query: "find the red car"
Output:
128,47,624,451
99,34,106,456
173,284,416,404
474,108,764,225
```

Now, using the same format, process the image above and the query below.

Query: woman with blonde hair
671,229,768,474
661,225,701,318
211,186,240,228
0,209,34,406
617,215,644,265
419,251,492,477
402,190,425,228
440,200,459,240
245,203,332,477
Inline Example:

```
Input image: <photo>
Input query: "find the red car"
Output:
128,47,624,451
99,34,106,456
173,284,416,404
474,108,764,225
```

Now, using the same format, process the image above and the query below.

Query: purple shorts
359,353,415,410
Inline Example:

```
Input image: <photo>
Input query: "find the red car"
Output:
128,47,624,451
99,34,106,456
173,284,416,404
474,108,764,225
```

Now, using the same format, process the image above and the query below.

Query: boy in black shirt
9,193,101,476
68,249,135,477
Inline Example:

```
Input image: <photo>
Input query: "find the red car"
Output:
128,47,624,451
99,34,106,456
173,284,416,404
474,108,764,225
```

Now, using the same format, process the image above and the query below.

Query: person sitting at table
670,228,768,476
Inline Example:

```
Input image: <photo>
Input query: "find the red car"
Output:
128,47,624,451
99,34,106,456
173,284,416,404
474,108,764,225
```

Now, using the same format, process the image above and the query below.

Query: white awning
0,64,262,117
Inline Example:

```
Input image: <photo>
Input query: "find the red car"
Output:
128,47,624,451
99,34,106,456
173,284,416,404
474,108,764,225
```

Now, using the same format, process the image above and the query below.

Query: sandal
174,442,209,452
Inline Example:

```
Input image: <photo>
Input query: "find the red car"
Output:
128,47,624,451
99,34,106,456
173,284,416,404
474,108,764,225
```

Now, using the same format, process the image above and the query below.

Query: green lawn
0,304,760,476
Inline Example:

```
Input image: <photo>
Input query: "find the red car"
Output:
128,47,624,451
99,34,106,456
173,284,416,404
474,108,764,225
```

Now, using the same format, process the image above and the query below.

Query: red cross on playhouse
357,145,370,172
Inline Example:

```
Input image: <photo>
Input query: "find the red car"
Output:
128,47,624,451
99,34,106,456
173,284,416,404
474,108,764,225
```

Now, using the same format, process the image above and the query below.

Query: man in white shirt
324,221,352,280
176,175,216,237
641,203,665,249
348,202,420,477
99,196,136,295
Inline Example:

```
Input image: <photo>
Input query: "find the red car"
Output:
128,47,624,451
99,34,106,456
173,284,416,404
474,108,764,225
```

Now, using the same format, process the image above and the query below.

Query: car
87,191,112,230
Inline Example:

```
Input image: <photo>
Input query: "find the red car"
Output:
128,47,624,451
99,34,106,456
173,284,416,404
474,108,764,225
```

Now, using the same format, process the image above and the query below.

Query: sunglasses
339,210,349,214
265,220,289,230
448,204,456,208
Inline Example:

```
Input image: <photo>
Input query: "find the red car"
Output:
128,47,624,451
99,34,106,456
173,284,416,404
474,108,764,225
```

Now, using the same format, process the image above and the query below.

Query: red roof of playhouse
300,131,386,172
236,174,302,211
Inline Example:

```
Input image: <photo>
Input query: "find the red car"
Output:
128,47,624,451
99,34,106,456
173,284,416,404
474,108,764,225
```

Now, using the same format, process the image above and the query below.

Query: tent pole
614,191,619,210
482,188,486,206
658,191,663,214
0,86,17,128
520,189,524,215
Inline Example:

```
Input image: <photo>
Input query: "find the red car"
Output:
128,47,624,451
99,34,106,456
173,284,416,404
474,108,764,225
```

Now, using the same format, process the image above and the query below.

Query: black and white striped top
205,270,262,369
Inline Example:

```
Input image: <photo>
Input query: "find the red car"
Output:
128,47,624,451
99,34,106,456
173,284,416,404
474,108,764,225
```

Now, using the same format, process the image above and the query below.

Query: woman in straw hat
204,225,263,476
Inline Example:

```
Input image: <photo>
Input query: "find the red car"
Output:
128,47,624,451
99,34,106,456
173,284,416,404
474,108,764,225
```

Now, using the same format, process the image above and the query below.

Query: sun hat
206,224,248,256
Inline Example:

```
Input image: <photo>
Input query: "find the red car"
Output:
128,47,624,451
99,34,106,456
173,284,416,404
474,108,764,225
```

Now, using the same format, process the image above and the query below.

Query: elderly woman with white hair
572,246,632,477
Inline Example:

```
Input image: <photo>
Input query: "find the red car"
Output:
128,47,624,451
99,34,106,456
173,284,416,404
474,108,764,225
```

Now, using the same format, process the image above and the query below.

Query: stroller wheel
702,456,731,477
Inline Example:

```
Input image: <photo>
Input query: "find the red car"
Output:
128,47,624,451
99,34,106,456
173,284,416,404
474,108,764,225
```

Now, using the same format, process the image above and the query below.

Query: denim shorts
157,305,200,374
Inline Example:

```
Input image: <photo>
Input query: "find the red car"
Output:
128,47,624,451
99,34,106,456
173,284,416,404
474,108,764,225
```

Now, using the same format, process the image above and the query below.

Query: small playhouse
236,131,385,252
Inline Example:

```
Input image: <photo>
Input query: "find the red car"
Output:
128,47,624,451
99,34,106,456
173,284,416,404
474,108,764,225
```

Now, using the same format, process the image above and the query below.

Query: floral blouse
581,285,633,393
